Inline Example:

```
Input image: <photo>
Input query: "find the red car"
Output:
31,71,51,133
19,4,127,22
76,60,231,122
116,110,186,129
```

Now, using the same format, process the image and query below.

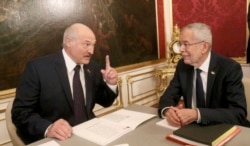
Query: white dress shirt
161,52,211,123
192,52,211,122
62,49,117,99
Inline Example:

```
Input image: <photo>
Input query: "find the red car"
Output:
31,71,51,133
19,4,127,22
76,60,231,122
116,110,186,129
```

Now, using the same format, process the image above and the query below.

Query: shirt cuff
195,108,201,123
44,124,52,138
161,107,170,118
107,83,118,94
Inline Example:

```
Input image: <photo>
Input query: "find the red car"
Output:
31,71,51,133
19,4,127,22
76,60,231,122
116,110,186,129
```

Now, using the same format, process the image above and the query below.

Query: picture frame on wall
0,0,165,97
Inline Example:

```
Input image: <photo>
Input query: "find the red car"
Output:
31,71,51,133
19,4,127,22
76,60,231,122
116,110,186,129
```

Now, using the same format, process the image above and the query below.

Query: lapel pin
87,69,91,74
211,71,215,75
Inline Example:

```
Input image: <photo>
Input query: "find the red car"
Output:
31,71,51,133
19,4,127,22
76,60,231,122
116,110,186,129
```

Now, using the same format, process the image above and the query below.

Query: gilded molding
0,88,16,99
116,59,165,73
117,76,124,107
94,76,124,115
154,67,175,98
154,24,180,98
232,56,247,64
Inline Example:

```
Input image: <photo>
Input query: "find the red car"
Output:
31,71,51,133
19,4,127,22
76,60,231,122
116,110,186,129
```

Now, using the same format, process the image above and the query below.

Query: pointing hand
101,55,118,85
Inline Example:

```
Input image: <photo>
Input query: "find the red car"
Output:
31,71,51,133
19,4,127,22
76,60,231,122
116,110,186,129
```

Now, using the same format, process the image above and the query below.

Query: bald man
12,23,119,144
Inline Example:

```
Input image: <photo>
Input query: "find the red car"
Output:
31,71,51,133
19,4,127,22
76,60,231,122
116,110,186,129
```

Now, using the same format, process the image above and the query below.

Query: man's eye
183,43,188,47
83,43,90,46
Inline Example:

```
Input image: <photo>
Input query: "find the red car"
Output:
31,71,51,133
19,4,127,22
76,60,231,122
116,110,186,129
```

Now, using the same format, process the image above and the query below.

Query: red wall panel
173,0,246,57
157,0,166,58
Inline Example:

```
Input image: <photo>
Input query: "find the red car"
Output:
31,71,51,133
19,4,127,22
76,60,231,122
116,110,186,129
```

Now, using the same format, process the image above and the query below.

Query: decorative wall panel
126,71,158,105
172,0,246,58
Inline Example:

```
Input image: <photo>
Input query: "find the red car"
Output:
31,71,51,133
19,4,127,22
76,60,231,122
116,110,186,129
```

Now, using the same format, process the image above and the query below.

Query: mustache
84,53,92,57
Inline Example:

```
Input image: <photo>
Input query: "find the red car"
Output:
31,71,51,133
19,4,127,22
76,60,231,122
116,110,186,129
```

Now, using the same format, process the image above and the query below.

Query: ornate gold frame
167,24,182,65
154,24,181,97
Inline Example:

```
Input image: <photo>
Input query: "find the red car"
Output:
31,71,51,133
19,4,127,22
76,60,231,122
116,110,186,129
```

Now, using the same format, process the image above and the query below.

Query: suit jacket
158,52,250,127
12,50,118,144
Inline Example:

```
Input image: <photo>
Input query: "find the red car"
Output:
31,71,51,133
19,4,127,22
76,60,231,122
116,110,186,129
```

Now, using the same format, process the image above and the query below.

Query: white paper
114,144,129,146
37,140,60,146
156,119,180,130
101,109,156,129
73,109,156,146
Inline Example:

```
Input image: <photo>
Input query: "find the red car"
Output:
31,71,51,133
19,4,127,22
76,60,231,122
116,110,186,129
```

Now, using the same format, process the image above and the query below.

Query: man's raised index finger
105,55,111,69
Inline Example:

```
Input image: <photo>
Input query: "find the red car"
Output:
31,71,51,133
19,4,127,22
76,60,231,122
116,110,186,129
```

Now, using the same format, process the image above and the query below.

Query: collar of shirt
196,52,211,73
62,49,82,72
62,49,86,99
192,52,210,109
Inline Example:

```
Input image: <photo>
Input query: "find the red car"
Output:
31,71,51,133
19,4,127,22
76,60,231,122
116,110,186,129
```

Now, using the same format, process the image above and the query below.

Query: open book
73,109,156,146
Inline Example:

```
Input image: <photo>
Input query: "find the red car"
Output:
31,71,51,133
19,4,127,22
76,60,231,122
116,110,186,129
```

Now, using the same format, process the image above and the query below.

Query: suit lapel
206,52,218,106
186,66,194,108
55,51,74,111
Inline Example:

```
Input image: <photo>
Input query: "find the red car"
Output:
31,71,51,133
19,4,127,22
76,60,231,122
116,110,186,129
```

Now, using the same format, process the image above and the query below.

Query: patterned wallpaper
172,0,247,57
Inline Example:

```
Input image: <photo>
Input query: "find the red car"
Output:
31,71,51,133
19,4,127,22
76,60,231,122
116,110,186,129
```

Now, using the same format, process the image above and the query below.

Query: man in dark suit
12,23,119,144
158,22,250,128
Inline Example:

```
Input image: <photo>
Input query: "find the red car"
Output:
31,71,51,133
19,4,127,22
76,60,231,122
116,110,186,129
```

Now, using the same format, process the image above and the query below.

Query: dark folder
168,123,240,146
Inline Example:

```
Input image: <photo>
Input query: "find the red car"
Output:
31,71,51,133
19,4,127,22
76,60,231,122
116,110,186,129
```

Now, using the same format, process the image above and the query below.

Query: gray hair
62,24,79,47
182,22,212,48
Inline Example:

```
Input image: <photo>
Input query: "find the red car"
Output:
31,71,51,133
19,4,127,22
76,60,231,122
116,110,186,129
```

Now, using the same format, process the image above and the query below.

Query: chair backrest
5,99,25,146
242,78,250,121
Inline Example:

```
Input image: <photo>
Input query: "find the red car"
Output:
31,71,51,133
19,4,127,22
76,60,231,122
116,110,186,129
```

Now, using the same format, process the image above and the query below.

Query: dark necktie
73,65,87,125
196,69,205,108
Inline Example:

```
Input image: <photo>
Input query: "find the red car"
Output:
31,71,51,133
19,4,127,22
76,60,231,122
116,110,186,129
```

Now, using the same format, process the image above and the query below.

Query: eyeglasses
177,41,204,48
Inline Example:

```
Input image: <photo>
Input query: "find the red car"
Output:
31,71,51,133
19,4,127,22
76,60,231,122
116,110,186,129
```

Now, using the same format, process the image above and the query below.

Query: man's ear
66,38,72,47
202,41,210,53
